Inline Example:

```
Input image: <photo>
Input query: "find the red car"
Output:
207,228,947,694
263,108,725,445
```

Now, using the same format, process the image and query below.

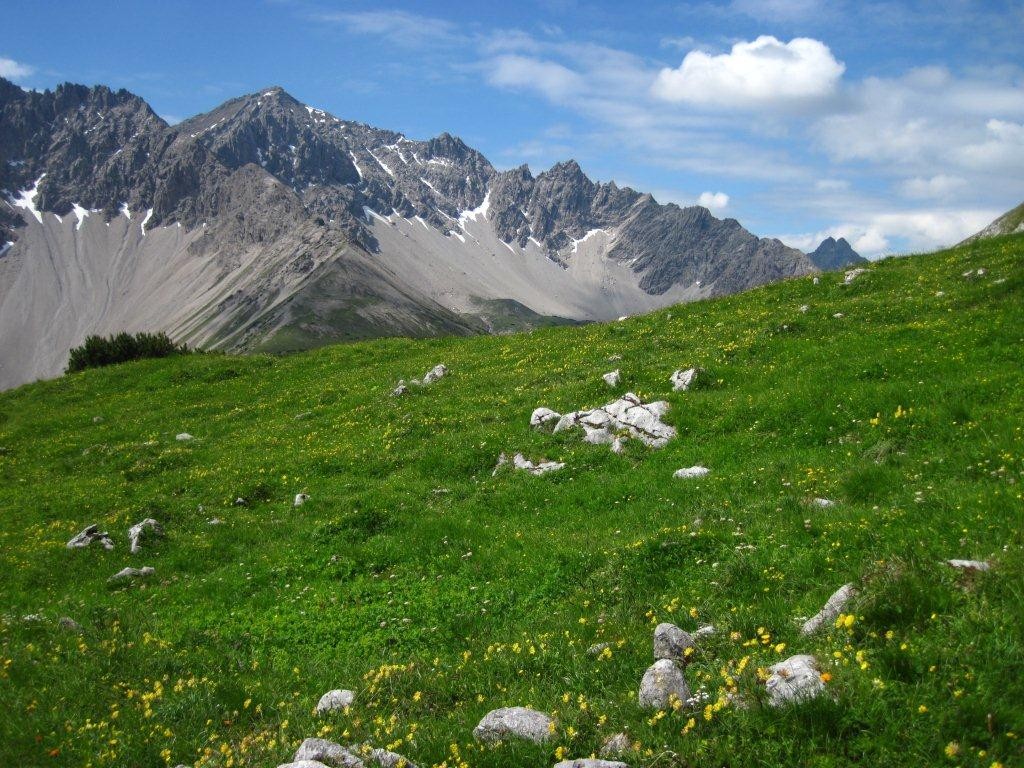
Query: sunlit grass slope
1,235,1022,768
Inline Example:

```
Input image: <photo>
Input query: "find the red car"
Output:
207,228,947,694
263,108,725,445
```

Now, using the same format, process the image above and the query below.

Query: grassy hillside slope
1,235,1022,768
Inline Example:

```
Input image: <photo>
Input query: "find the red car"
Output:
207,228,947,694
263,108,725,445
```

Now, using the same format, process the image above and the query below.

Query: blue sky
3,0,1023,256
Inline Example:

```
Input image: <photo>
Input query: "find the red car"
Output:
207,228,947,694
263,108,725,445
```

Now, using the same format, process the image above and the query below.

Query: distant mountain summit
0,78,817,389
960,201,1024,244
808,236,866,270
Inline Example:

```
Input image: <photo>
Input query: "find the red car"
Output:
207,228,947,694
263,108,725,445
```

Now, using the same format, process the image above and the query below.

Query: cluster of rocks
532,392,677,450
66,524,114,551
391,364,447,396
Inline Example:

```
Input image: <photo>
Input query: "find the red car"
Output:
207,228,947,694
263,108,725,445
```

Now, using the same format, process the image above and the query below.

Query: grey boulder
670,368,699,392
293,738,363,768
67,524,114,550
128,518,162,554
530,407,562,429
765,655,825,706
638,659,690,709
473,706,553,743
316,689,356,714
801,583,857,635
653,622,695,663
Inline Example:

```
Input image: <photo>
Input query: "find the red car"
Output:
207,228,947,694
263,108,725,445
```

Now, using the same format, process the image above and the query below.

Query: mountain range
2,78,849,389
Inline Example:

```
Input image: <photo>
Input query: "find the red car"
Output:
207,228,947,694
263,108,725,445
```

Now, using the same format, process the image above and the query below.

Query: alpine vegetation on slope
0,77,814,389
0,234,1021,767
959,200,1024,244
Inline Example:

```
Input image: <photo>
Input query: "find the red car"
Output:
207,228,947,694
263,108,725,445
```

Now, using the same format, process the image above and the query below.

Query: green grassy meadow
1,235,1022,768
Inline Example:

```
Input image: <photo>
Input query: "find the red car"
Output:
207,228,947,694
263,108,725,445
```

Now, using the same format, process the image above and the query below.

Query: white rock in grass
294,493,310,507
694,624,716,640
833,312,844,319
639,659,690,709
530,407,562,429
357,746,417,768
799,304,810,313
128,518,162,554
600,732,632,757
765,655,825,706
587,642,611,656
391,381,409,397
583,427,615,446
512,453,564,475
811,497,835,508
316,689,355,714
801,583,857,635
653,622,695,663
843,268,868,285
473,706,553,743
670,367,699,392
813,276,820,285
603,369,621,387
611,436,628,454
674,466,710,479
946,559,991,572
419,363,448,385
59,616,83,633
294,739,363,767
109,566,155,582
67,524,114,550
176,433,193,441
278,761,333,768
555,760,630,768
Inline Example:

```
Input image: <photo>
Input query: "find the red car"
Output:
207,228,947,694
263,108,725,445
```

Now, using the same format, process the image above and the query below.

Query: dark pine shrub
66,332,189,374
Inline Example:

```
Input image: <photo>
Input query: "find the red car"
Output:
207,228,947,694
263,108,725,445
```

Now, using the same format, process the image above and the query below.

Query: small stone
67,524,114,550
357,746,416,768
946,559,991,572
670,367,699,392
602,369,621,387
600,732,632,757
109,566,155,582
92,415,104,423
801,583,857,635
653,622,695,662
554,760,630,768
420,363,448,385
639,659,690,709
391,381,409,397
128,518,162,554
811,497,835,507
234,497,247,506
294,493,311,507
207,517,224,525
316,689,355,714
608,354,623,361
293,738,363,767
673,466,710,479
799,304,809,313
693,624,716,640
473,706,553,743
59,616,83,633
530,407,562,429
813,276,820,284
175,433,193,441
278,761,333,768
587,642,611,656
617,315,629,321
765,655,825,706
833,312,844,318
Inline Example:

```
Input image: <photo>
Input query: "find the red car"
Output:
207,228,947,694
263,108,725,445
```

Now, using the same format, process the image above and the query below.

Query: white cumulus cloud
651,36,844,109
0,56,34,81
698,191,730,210
486,55,583,101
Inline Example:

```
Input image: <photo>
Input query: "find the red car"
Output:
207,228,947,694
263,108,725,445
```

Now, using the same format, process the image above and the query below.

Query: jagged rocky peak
808,236,865,271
